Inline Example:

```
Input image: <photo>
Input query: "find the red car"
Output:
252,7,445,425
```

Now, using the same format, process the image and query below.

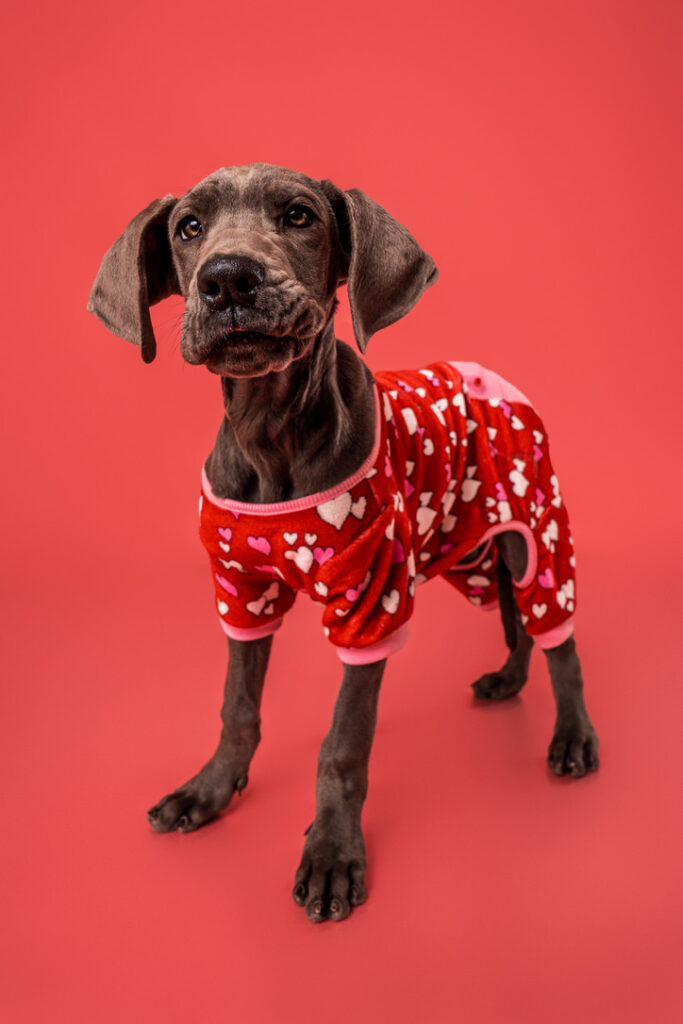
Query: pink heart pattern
537,568,554,589
314,546,334,566
247,535,271,556
214,573,239,597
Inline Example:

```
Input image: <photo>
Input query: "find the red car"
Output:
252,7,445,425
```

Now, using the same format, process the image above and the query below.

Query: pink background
2,1,682,1021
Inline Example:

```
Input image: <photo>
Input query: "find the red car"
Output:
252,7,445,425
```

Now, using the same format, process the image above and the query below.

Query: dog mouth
211,329,291,349
203,328,306,376
207,329,296,361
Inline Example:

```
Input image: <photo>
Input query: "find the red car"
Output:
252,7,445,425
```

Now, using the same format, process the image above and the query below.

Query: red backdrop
2,1,682,1021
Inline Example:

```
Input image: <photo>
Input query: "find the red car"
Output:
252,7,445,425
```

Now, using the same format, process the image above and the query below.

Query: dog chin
202,331,312,378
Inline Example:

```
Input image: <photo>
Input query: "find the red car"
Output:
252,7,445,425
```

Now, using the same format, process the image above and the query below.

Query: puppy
88,163,599,923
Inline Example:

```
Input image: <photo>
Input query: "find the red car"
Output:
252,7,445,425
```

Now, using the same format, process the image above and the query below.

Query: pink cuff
219,617,284,641
336,624,410,665
532,618,575,650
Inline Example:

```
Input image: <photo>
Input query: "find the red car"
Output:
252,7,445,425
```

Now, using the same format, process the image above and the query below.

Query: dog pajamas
198,361,577,663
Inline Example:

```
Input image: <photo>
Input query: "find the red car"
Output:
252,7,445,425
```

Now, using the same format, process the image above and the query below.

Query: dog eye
178,216,203,241
285,205,315,228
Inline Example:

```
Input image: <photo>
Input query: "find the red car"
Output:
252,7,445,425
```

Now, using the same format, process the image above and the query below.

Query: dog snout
197,255,266,311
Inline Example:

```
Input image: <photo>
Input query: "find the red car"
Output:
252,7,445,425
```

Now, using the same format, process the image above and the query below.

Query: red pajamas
199,361,577,663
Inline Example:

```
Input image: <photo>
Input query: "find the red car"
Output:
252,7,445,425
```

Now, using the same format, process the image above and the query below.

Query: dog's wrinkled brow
183,167,328,221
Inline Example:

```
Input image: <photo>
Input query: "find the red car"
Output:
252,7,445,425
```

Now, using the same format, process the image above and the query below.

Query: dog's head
88,163,438,376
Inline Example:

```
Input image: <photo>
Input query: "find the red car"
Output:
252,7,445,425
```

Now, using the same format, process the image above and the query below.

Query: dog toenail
312,901,323,916
330,899,340,914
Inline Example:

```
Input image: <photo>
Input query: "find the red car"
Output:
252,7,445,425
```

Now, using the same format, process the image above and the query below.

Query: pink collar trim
201,384,382,515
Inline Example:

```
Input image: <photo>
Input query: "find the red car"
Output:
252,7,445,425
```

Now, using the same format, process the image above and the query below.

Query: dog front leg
293,658,386,923
147,635,272,832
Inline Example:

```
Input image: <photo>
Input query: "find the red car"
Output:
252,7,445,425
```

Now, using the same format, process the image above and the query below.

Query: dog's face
171,165,344,377
88,162,438,374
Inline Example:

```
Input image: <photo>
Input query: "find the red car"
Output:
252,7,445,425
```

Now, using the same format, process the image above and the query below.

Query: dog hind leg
471,531,534,699
545,636,599,777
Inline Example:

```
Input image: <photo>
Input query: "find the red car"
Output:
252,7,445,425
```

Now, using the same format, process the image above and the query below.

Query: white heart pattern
316,492,367,531
467,574,491,587
284,546,314,573
441,513,457,533
556,579,575,609
541,518,559,552
509,465,529,497
550,474,562,508
416,505,437,536
283,532,298,545
461,477,482,502
381,589,400,615
316,492,352,531
351,496,367,520
431,398,448,425
219,558,246,572
246,582,280,617
452,393,466,416
401,407,419,435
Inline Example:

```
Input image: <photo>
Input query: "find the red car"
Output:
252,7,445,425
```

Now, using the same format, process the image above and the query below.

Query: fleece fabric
198,360,577,663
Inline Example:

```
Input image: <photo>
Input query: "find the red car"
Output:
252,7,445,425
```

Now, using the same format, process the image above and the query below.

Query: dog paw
292,822,367,923
547,720,599,778
471,669,526,700
147,774,247,833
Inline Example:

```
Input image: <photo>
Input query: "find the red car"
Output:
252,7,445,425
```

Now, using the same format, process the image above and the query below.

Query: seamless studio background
1,1,682,1022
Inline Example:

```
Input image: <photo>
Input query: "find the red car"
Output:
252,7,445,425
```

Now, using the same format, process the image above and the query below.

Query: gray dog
88,163,599,923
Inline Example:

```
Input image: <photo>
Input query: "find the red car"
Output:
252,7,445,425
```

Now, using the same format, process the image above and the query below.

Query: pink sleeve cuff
533,618,575,650
219,617,285,641
336,624,410,665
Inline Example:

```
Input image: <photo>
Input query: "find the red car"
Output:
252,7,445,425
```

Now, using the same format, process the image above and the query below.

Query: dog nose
197,255,265,310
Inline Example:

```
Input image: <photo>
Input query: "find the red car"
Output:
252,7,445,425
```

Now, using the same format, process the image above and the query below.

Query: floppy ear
87,195,180,363
320,181,438,353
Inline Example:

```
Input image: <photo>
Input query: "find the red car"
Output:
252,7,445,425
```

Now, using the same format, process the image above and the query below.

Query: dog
88,162,599,923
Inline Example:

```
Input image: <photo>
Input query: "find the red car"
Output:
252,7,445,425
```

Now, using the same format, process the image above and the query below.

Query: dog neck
205,318,376,503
